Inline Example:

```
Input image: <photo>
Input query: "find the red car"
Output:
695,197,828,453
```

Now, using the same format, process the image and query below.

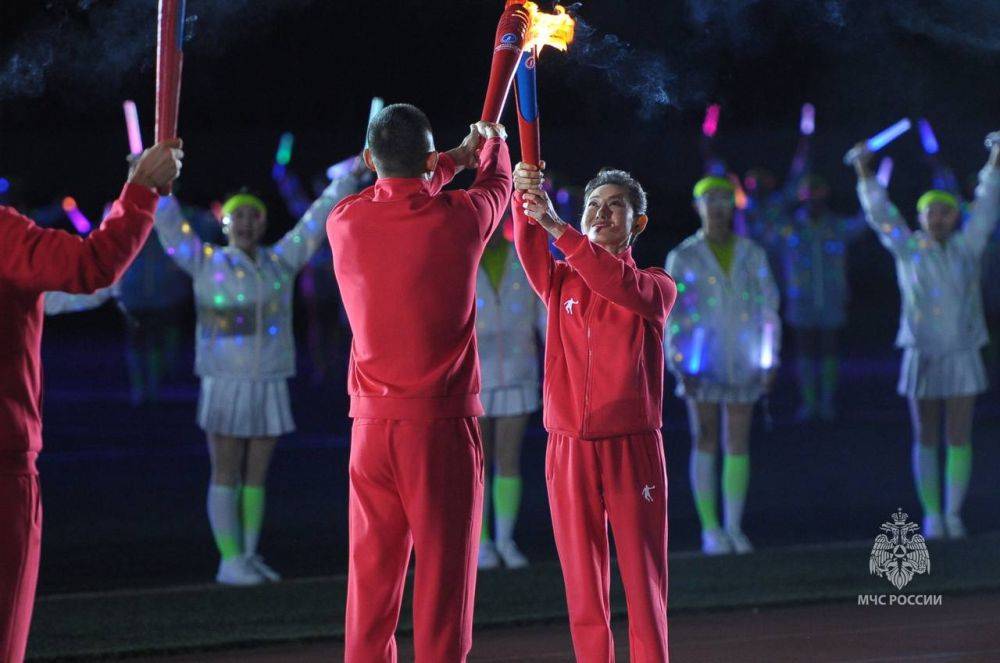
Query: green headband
693,176,735,199
221,193,267,218
916,190,958,213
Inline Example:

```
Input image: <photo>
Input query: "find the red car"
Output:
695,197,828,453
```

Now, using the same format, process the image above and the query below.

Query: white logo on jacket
563,298,579,315
642,484,655,502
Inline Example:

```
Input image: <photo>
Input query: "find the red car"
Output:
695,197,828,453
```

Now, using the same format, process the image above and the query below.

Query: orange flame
524,2,575,54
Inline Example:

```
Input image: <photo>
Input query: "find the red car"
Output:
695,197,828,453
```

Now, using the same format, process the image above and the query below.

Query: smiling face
918,202,960,243
581,184,639,252
225,204,267,253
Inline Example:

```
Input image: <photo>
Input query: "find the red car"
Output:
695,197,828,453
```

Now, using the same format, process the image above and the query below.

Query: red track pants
546,430,669,663
1,474,42,663
345,417,484,663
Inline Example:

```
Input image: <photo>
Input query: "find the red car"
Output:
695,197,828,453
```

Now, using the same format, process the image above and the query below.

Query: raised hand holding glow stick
800,103,815,136
843,118,911,165
275,132,294,166
123,100,143,156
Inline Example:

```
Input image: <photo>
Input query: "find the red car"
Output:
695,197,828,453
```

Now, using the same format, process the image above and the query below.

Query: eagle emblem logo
869,509,931,590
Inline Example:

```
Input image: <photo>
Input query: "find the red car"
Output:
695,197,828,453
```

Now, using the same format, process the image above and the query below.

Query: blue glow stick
364,97,385,150
867,118,911,152
918,119,938,155
688,327,705,374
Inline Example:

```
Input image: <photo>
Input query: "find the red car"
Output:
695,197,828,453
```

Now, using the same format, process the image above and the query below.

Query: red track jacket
0,184,157,473
328,139,512,419
513,193,677,439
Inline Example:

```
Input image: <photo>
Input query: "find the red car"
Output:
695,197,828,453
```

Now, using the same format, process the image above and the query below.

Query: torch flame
524,2,575,54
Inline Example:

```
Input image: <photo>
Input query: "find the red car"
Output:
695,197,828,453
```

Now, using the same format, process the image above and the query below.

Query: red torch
156,0,185,190
481,1,532,123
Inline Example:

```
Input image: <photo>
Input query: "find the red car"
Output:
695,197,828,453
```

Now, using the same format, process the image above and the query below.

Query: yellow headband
693,176,735,199
916,190,958,213
221,193,267,218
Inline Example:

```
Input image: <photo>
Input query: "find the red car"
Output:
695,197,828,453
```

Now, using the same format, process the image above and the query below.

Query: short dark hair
583,169,648,216
367,103,434,177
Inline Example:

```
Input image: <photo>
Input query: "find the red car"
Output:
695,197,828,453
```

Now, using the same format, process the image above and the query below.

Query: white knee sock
207,484,242,560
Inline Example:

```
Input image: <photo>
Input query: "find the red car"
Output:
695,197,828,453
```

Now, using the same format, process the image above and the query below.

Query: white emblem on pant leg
642,484,655,502
563,298,579,315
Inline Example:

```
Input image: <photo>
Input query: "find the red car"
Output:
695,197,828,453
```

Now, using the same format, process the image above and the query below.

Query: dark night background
2,0,1000,594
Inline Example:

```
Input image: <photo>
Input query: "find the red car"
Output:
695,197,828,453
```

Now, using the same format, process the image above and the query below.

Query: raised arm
153,194,205,275
554,227,676,325
467,136,513,240
0,184,157,295
512,190,559,300
960,141,1000,255
274,170,363,272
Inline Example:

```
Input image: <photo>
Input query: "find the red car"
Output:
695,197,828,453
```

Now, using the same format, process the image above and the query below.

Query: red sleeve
512,190,559,300
0,183,157,295
554,226,677,325
426,151,458,195
466,138,513,240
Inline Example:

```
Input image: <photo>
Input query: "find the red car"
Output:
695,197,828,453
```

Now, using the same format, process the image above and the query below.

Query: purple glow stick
918,119,938,155
123,100,143,156
800,103,815,136
876,157,894,187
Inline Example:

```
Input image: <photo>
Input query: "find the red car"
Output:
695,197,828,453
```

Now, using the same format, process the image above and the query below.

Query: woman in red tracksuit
513,162,677,663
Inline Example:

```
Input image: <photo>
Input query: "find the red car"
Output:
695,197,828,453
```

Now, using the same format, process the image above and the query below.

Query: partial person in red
326,104,511,662
513,162,677,663
0,141,183,663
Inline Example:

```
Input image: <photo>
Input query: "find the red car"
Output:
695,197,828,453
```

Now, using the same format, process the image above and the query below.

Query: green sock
945,445,972,516
241,485,266,556
722,454,750,531
493,475,522,544
207,484,242,561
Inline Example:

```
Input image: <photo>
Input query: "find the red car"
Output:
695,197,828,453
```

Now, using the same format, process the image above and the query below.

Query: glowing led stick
843,118,911,165
800,103,815,136
702,104,720,138
917,119,938,155
123,100,143,155
760,321,775,370
275,132,294,166
326,156,356,181
62,197,92,235
688,327,706,374
876,157,894,187
364,97,385,150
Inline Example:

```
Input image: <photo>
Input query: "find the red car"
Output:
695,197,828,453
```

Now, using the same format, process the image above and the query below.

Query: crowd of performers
2,105,999,661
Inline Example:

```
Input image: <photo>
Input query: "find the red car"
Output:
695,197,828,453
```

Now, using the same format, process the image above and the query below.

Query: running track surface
136,592,1000,662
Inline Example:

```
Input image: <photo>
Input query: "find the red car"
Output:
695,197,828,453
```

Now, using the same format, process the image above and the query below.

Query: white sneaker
246,554,281,582
216,557,265,586
495,539,529,569
726,528,754,554
478,540,500,570
701,528,733,555
922,513,945,540
944,514,967,540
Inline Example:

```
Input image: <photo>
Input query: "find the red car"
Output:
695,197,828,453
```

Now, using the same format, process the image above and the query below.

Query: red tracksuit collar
372,176,435,201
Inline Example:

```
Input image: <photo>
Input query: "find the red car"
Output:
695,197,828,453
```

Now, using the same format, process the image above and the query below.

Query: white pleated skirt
197,377,295,437
897,348,988,399
481,384,541,418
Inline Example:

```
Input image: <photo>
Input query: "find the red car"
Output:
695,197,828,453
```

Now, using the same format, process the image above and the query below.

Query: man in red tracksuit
0,141,182,662
327,104,511,662
513,162,677,663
